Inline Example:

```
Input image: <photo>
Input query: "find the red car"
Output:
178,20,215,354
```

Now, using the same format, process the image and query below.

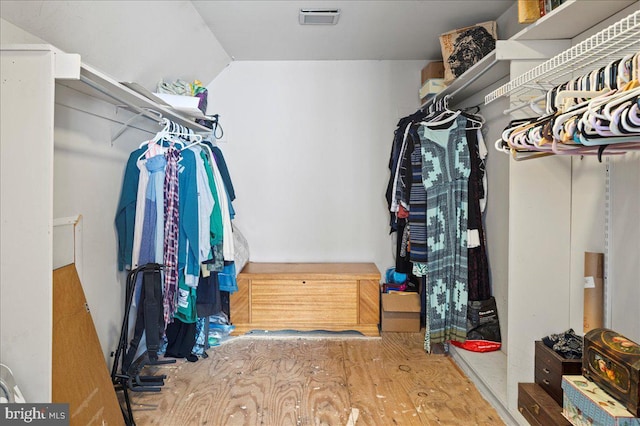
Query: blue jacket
115,148,145,270
177,148,200,285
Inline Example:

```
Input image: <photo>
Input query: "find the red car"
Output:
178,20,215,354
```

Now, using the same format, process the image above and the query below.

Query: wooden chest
535,340,583,406
518,382,571,426
583,328,640,417
229,262,381,337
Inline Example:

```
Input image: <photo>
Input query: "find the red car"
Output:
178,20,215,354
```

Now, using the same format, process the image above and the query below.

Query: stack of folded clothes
542,328,583,359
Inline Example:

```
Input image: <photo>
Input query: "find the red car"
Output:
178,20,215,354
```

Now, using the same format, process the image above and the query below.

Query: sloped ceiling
0,1,231,89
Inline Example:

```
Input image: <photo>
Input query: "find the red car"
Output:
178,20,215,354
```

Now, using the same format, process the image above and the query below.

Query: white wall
569,156,606,334
566,139,640,346
53,84,155,362
207,60,424,273
1,47,56,403
608,153,640,341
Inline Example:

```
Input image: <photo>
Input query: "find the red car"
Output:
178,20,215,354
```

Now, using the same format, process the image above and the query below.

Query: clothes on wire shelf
496,52,640,160
386,102,491,352
115,118,236,361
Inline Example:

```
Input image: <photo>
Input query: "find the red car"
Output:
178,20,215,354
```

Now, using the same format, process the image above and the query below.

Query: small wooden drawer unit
534,340,583,405
230,262,381,336
518,382,571,426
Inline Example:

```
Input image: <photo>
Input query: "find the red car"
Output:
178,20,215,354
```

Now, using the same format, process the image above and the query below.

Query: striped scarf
163,146,181,325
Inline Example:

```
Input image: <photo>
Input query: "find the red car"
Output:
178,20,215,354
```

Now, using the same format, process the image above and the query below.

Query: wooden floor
130,331,504,425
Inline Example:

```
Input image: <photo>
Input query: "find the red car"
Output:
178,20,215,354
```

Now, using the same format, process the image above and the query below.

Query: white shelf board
58,63,212,132
423,51,510,109
427,0,637,110
511,0,637,41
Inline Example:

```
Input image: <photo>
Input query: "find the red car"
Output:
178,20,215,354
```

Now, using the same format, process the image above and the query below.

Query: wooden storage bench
229,262,381,336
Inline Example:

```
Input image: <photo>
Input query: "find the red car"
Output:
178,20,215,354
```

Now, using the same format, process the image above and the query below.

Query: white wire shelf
485,10,640,107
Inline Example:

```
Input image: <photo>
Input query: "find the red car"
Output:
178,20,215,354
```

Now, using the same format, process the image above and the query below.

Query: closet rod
55,100,156,137
79,75,164,126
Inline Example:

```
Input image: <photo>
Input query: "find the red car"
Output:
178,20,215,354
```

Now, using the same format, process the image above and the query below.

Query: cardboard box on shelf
421,61,444,85
439,21,497,85
381,292,421,332
518,0,542,24
419,78,446,102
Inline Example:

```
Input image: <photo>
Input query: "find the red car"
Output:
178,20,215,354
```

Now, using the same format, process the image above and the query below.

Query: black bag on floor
467,297,502,341
451,296,502,352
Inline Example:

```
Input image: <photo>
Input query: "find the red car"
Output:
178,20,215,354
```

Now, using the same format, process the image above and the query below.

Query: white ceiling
192,0,514,61
0,0,515,86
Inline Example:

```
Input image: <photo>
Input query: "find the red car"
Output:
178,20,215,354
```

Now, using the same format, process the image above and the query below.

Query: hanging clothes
188,146,212,263
418,114,471,351
465,128,491,302
163,145,181,326
495,53,640,160
132,155,150,271
386,102,492,353
176,147,200,289
164,318,198,361
200,148,224,246
141,154,166,264
115,119,238,363
115,121,239,360
196,272,222,318
115,147,145,271
208,149,235,261
386,115,427,274
209,144,236,203
408,125,429,277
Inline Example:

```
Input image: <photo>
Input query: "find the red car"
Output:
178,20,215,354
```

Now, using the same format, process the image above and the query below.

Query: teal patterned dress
418,114,470,352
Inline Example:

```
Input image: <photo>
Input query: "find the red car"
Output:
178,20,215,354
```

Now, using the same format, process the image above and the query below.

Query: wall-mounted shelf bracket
111,108,163,144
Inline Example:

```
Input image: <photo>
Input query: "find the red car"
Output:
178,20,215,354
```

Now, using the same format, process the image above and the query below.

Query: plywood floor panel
52,264,124,426
343,341,422,425
131,332,505,425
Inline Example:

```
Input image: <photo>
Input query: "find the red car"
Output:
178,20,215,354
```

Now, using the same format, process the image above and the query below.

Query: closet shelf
58,63,212,133
423,51,510,109
484,10,640,107
509,0,637,41
423,0,637,110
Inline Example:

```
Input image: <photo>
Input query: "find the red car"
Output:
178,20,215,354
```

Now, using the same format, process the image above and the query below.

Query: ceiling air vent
299,9,340,25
